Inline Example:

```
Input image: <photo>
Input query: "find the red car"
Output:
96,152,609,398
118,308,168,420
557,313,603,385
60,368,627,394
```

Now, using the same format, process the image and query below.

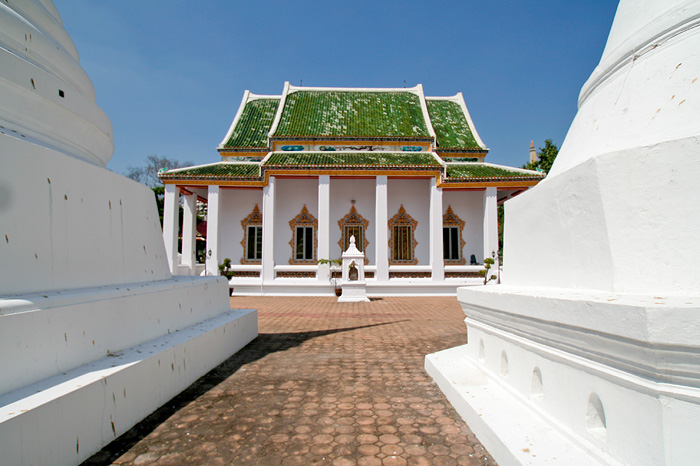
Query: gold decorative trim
240,204,262,264
388,204,418,265
288,204,318,264
443,205,466,265
337,205,370,264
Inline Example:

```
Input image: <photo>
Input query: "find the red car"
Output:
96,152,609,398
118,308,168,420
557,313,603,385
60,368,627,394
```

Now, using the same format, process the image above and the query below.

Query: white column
483,187,498,264
429,178,444,281
262,175,276,282
205,185,221,276
162,183,179,274
181,192,196,275
375,176,389,282
317,175,331,283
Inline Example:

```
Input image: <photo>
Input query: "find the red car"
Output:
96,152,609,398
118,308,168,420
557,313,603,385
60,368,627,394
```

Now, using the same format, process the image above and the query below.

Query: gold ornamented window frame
388,204,418,265
240,204,263,264
288,204,318,264
443,205,466,265
337,205,370,264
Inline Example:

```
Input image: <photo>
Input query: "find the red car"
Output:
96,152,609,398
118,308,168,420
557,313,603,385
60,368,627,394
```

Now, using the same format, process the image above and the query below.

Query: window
288,205,318,264
388,205,418,265
443,205,466,264
443,226,460,261
240,204,263,264
295,225,314,260
338,205,369,256
393,225,413,261
246,225,262,261
343,225,363,252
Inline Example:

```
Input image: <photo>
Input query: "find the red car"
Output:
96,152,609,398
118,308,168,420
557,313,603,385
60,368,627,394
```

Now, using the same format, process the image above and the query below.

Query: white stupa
0,2,257,465
427,1,700,465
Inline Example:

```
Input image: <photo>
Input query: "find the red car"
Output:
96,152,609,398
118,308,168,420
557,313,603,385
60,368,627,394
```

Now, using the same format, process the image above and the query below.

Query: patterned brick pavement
82,296,496,466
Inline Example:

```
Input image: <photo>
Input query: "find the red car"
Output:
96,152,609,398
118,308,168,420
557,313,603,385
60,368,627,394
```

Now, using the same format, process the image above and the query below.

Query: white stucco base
427,286,700,466
0,305,256,466
0,278,258,466
338,281,370,302
426,346,607,466
230,278,484,297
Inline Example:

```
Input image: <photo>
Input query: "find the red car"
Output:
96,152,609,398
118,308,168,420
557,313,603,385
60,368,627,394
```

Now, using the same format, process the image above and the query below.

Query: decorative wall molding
337,205,370,264
288,205,318,264
443,205,466,265
388,204,418,265
240,204,263,264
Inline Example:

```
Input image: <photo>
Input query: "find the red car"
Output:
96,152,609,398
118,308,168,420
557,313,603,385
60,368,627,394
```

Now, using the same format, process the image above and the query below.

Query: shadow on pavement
80,320,402,465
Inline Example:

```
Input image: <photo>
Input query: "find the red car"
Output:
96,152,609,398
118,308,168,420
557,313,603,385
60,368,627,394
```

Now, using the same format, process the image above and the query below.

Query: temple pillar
262,175,276,282
482,187,498,264
181,191,197,275
375,176,389,282
317,175,331,283
429,177,444,281
162,183,179,274
205,185,221,277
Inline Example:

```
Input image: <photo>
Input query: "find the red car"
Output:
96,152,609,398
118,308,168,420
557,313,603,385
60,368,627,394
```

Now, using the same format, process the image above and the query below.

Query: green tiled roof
223,98,280,149
445,164,544,181
159,163,261,180
273,92,431,139
263,152,442,168
427,100,480,150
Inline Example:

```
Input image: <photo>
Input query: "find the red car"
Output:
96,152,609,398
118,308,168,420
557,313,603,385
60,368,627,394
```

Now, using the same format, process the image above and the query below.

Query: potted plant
218,258,235,280
318,258,342,296
478,251,499,285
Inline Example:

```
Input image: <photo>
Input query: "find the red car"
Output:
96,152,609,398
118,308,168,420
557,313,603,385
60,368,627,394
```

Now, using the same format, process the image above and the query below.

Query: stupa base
427,286,700,466
0,277,258,466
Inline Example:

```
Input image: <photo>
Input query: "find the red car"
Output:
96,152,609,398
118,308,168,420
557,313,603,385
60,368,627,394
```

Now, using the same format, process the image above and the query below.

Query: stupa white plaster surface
427,1,700,465
0,2,257,465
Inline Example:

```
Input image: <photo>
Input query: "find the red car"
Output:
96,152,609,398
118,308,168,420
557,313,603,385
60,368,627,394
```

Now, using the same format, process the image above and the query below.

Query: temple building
159,83,544,295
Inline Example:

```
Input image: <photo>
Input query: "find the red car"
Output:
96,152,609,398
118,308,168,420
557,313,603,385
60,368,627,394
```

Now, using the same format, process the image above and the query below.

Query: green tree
125,156,205,260
125,155,193,188
523,139,559,173
125,155,193,225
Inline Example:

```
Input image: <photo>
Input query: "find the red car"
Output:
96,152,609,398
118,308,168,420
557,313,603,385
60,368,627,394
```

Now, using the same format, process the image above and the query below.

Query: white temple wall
443,190,485,264
219,188,263,264
274,177,318,264
387,178,430,265
329,178,376,263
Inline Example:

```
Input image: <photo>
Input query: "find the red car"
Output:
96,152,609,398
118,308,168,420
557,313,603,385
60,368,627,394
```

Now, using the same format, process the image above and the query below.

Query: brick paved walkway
83,297,496,466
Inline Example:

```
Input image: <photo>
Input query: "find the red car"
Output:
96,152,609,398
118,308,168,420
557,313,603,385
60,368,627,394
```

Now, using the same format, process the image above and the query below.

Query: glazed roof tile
263,151,442,168
445,163,544,182
222,98,279,149
158,163,262,180
272,91,431,140
427,99,480,150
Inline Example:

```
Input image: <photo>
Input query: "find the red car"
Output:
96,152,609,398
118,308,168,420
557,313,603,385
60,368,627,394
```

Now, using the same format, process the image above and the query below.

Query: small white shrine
338,235,370,302
427,1,700,465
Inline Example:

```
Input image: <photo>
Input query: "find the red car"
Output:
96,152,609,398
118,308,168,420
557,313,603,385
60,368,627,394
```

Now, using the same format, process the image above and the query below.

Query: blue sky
56,1,619,174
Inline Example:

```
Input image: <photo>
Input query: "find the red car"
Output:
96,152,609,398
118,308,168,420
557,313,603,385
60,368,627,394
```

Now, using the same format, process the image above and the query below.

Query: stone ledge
0,308,257,466
426,345,609,466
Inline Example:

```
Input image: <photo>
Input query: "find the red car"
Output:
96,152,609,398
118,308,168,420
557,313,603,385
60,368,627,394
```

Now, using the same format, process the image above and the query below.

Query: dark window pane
451,227,459,260
296,227,304,259
304,227,313,260
255,226,262,260
443,227,450,259
247,226,256,260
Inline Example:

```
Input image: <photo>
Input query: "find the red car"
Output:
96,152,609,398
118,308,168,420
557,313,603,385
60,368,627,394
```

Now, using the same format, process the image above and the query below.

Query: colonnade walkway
82,297,496,466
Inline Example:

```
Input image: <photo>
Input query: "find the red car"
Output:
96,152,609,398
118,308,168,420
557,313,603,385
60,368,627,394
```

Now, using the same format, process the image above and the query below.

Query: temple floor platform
80,296,496,466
